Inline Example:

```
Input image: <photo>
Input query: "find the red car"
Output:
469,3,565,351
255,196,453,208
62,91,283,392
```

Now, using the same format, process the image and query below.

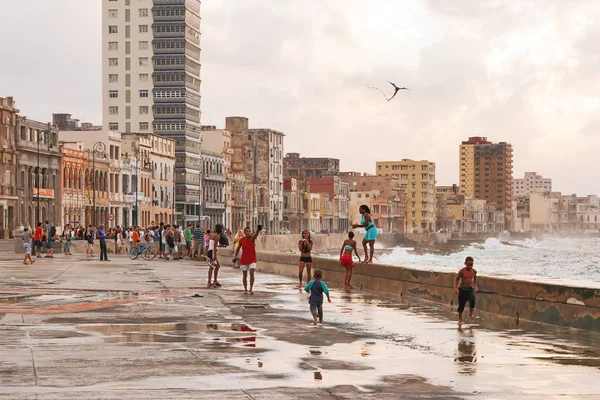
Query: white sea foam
376,237,600,282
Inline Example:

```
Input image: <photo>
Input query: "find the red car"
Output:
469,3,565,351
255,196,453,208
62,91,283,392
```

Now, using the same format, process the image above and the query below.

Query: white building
102,0,202,227
514,172,552,198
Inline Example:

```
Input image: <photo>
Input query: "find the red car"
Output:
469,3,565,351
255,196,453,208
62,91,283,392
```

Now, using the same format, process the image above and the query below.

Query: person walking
22,227,35,265
454,256,478,327
192,223,204,260
304,269,331,325
98,225,109,261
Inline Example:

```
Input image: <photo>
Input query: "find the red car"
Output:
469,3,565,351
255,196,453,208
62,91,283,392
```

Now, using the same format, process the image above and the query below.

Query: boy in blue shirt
304,269,331,325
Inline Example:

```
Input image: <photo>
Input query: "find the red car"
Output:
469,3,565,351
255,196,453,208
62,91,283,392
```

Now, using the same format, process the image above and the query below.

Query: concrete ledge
252,251,600,332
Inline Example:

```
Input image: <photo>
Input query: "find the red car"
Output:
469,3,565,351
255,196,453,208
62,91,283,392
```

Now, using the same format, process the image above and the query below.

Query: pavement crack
24,328,38,386
241,389,257,399
187,349,219,373
52,263,76,280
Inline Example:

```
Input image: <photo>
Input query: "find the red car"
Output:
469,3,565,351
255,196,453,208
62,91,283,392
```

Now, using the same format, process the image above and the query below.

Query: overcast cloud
1,0,600,195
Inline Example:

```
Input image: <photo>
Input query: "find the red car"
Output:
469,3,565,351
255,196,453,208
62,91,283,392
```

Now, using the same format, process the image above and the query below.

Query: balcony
204,202,226,210
109,193,123,202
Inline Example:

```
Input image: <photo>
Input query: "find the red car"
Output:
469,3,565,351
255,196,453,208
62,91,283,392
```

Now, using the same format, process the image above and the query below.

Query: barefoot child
297,230,313,288
304,270,331,325
234,225,262,295
22,227,35,265
454,256,478,327
340,232,360,290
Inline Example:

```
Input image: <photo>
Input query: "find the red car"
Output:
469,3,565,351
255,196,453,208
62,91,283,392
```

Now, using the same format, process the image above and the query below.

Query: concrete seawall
252,251,600,332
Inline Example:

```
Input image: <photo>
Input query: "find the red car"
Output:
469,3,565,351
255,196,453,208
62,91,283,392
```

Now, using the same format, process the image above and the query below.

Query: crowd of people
20,204,478,327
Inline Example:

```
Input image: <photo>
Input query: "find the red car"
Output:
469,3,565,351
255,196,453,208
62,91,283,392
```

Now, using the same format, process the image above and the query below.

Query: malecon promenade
1,236,599,399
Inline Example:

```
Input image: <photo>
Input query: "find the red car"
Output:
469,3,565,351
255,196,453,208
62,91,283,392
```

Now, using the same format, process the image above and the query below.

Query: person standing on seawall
297,230,313,288
454,256,478,327
352,205,378,264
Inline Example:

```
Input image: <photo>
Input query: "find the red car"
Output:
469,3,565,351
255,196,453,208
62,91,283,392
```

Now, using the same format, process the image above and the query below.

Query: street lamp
36,127,51,226
91,142,106,227
130,142,142,227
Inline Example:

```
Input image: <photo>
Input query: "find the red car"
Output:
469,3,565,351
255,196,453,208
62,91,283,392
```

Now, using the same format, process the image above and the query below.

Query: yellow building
376,159,436,232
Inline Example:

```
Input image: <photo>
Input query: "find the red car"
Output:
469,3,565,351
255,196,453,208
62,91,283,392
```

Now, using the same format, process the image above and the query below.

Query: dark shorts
457,287,476,313
300,256,312,263
46,239,53,249
186,241,191,249
34,240,42,249
207,250,213,259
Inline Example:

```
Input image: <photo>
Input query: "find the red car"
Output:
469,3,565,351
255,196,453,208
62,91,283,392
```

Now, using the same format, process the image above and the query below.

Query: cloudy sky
2,0,599,195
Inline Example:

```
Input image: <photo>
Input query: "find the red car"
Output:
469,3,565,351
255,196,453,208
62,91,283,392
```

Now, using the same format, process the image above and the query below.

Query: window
139,106,149,114
139,25,148,33
139,73,149,82
108,9,118,18
139,90,149,98
109,58,118,66
109,90,118,98
109,122,119,130
139,122,149,131
108,42,118,51
109,106,118,115
139,57,148,66
109,26,118,34
108,74,118,83
139,8,148,17
139,41,148,50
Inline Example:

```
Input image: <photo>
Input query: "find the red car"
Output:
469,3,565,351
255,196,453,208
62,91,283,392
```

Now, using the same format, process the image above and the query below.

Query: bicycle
129,242,156,261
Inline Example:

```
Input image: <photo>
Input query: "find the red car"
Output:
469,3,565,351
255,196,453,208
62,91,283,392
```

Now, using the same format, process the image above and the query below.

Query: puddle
75,322,258,344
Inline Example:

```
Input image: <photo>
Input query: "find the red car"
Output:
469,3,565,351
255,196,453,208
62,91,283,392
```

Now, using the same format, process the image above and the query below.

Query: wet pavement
0,255,600,399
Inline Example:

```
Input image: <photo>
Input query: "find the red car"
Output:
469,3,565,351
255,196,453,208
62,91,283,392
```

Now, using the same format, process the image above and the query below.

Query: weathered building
0,97,19,237
16,116,61,228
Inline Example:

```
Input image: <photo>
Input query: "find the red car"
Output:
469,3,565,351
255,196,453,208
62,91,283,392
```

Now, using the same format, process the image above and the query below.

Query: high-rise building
226,117,284,233
459,137,513,228
0,97,19,237
514,172,552,198
375,159,436,232
102,0,202,226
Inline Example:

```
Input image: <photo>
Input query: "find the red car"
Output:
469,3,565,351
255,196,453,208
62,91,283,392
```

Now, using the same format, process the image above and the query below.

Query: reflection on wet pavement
1,259,600,398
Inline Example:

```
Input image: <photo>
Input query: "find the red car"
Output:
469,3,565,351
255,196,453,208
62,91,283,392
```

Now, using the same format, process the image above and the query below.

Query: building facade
16,117,62,228
102,0,202,227
0,97,19,237
514,172,552,198
305,177,349,233
283,178,303,233
459,137,513,229
376,159,436,232
340,172,406,233
60,142,86,228
226,117,284,233
284,153,340,179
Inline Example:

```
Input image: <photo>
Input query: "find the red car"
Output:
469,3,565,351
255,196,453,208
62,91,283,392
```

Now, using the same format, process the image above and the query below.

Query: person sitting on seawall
351,204,378,264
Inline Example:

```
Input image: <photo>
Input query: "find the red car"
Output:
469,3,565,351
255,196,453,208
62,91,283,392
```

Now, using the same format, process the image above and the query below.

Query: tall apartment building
102,0,202,226
514,172,551,198
226,117,284,233
0,97,19,238
376,159,436,232
459,137,513,229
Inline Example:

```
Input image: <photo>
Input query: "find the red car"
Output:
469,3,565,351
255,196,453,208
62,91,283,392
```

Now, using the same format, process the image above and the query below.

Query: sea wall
253,251,600,332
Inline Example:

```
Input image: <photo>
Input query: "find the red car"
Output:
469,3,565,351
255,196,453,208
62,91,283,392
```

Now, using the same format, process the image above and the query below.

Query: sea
374,237,600,283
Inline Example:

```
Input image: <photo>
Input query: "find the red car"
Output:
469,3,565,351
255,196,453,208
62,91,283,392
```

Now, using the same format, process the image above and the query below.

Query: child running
234,225,262,295
340,231,360,290
304,269,331,325
454,256,478,327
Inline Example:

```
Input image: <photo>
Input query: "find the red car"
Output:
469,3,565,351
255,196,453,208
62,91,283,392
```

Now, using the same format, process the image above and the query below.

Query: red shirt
34,227,42,241
239,237,257,265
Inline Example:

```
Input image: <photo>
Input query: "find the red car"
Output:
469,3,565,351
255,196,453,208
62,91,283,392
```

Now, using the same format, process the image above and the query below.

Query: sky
1,0,600,195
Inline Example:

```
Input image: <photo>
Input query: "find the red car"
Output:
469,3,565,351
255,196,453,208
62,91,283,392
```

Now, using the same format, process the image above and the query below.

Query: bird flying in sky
368,81,410,101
